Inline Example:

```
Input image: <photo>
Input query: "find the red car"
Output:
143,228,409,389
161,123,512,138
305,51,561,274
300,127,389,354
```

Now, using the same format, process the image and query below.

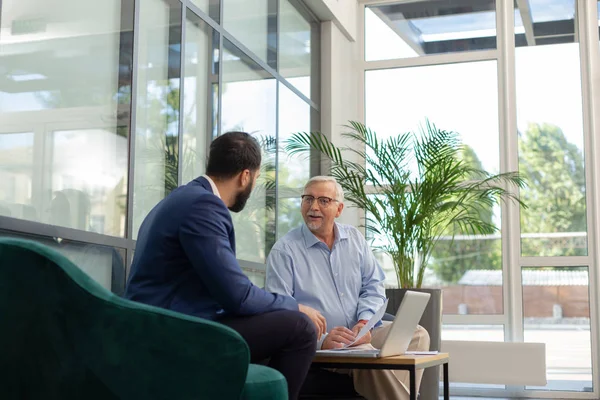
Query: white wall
320,19,362,228
305,0,358,40
302,1,362,227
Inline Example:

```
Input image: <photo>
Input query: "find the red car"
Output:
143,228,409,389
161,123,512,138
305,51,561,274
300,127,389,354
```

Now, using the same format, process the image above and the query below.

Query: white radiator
441,340,547,386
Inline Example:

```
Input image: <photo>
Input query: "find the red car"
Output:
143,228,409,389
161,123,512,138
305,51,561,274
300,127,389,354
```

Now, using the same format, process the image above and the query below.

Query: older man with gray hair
266,175,430,400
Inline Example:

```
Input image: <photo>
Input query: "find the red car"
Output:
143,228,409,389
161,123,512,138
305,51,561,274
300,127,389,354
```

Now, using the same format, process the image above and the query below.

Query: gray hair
304,176,345,203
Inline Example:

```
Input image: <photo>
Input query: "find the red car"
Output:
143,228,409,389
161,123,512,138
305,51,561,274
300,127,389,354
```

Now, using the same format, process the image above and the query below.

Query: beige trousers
334,323,430,400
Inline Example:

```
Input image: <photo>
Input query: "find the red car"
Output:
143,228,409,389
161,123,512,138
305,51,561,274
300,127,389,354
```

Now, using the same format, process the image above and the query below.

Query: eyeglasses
301,195,338,207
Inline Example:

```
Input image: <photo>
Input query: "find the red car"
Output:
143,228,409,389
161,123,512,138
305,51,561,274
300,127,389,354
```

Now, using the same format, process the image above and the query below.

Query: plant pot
385,288,442,400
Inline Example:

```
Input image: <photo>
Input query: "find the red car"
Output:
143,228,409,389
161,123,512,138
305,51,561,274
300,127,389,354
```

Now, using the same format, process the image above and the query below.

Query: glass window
222,39,276,263
133,0,182,239
0,0,127,112
515,0,576,47
0,0,132,237
279,0,312,98
181,10,219,184
277,82,310,238
223,0,277,67
515,1,586,257
277,197,303,240
0,230,126,295
522,267,592,392
437,254,503,314
189,0,220,22
365,62,500,173
365,1,497,61
365,61,502,314
0,132,35,220
49,130,128,235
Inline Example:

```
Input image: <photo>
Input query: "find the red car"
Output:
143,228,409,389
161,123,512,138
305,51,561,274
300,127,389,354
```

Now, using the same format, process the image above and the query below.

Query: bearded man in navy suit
126,131,325,400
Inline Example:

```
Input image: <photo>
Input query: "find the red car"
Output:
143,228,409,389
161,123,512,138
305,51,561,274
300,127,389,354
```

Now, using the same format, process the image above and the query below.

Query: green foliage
429,146,501,283
134,79,182,194
286,121,526,288
519,123,586,256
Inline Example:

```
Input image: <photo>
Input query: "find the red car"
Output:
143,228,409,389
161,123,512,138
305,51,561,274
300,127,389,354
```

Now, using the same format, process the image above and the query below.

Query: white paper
341,298,389,348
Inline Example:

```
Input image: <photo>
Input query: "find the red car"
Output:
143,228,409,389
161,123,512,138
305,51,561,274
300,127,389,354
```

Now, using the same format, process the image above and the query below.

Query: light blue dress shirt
266,223,386,343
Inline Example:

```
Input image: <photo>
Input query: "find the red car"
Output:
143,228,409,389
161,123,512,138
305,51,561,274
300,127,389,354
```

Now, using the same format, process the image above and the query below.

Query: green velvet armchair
0,238,287,399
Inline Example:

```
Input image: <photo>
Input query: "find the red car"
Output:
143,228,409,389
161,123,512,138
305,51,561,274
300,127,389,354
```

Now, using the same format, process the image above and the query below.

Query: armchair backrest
0,238,250,400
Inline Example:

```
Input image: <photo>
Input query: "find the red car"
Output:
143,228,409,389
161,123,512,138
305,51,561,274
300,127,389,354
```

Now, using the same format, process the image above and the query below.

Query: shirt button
340,293,344,297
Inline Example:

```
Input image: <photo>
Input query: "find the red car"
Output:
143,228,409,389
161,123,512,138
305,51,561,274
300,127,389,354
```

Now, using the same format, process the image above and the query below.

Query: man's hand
298,304,327,339
321,327,356,350
349,320,372,347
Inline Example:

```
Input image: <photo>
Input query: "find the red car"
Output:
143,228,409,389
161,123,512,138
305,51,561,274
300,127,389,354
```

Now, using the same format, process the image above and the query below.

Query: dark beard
228,183,253,213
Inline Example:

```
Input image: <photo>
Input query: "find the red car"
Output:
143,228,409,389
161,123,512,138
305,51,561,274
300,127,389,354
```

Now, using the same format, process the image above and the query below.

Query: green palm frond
286,120,526,288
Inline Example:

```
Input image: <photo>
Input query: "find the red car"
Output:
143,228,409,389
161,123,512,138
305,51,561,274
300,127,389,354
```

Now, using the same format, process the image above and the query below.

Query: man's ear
335,202,344,218
239,169,251,187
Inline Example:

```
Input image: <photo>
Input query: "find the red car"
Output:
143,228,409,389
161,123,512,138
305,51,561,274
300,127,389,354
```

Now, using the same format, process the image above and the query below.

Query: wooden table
312,353,449,400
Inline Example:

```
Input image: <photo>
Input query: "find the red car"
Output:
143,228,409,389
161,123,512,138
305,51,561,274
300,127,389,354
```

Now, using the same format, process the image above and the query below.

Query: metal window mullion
239,259,267,272
449,385,596,400
497,0,522,347
186,1,220,30
519,256,592,267
217,1,223,137
126,0,141,242
274,80,280,241
276,0,280,71
206,27,218,143
0,215,134,249
358,0,425,5
361,49,499,71
178,5,187,185
307,2,321,177
207,31,218,142
578,0,600,396
270,0,279,70
274,0,280,241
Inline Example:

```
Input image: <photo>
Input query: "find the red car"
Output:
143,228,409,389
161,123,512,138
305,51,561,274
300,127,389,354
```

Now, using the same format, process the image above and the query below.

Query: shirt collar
202,175,221,199
301,222,348,249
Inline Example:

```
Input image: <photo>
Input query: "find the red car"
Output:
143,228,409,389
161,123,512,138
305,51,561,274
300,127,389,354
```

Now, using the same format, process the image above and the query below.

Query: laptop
316,290,431,358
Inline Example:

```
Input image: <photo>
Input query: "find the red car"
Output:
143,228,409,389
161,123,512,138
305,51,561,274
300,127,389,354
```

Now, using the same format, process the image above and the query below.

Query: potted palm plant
286,120,525,398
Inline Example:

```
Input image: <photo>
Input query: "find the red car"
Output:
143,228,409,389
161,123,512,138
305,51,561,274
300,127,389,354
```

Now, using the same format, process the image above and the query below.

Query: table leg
410,367,416,400
443,362,449,400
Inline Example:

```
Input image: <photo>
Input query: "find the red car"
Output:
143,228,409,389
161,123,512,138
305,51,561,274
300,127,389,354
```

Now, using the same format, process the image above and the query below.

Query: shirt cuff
358,311,375,322
358,311,383,328
317,332,328,350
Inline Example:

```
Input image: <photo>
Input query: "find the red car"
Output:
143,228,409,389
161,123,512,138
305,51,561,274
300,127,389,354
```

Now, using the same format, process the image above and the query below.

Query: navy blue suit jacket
125,176,298,320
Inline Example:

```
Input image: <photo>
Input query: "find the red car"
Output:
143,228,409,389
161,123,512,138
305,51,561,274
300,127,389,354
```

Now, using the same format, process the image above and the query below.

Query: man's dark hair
205,131,262,179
